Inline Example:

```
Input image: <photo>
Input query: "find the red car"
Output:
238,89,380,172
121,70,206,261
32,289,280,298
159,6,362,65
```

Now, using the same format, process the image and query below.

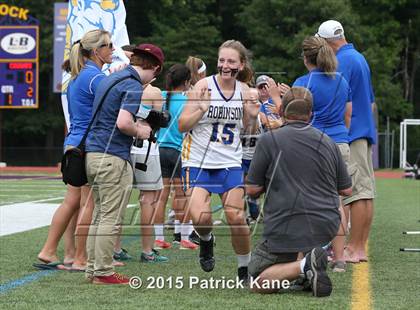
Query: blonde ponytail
68,29,111,79
302,36,337,78
69,42,85,78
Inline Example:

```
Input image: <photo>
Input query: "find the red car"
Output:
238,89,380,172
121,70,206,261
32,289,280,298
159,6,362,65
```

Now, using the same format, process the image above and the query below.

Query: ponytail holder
197,62,206,74
73,40,83,48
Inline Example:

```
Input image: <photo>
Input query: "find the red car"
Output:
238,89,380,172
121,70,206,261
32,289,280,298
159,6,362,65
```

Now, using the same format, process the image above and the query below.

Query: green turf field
0,175,419,309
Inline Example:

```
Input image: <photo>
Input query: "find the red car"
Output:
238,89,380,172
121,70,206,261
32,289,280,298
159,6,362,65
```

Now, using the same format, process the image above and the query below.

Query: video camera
133,110,171,171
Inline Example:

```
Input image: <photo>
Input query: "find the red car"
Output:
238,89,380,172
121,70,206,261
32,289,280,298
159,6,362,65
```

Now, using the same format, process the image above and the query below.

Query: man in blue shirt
256,75,282,131
85,43,164,285
317,20,375,263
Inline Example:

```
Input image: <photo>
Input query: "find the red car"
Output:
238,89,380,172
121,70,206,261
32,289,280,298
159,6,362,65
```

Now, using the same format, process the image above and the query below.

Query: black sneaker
173,232,181,245
304,247,332,297
188,230,200,245
237,266,249,285
289,274,312,292
199,234,215,272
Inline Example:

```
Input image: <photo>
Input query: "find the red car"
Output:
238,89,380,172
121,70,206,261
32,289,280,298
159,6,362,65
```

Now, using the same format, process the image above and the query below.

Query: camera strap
77,70,142,149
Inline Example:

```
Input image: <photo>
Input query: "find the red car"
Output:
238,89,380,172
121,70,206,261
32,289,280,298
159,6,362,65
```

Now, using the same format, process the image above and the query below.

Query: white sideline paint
0,201,138,237
0,203,61,236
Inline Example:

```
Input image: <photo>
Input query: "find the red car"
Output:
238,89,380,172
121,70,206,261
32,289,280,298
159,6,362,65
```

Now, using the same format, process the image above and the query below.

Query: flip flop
33,261,67,270
69,264,86,272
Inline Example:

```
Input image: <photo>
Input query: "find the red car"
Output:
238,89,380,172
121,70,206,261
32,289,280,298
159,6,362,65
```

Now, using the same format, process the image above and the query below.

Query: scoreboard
0,26,38,109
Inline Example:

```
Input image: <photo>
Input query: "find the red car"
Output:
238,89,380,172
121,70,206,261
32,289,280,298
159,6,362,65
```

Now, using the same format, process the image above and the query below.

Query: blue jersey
157,91,187,152
64,60,105,147
293,69,351,143
336,44,376,144
260,99,280,119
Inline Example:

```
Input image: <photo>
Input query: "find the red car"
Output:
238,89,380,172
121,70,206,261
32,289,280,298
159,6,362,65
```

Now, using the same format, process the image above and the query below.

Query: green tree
1,0,64,164
127,0,222,84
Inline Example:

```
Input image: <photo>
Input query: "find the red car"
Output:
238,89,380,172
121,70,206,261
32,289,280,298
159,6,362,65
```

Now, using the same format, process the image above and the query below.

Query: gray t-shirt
247,122,351,253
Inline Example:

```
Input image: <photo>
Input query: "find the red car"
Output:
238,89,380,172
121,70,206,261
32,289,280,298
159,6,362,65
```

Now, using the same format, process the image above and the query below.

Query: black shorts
248,240,298,278
159,147,182,179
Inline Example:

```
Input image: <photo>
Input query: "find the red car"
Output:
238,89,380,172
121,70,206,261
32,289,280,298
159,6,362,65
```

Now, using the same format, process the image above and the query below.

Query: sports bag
61,73,137,186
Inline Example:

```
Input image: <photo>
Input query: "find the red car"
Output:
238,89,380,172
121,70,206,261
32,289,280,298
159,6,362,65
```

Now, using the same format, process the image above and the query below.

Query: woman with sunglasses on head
179,40,260,281
35,29,114,271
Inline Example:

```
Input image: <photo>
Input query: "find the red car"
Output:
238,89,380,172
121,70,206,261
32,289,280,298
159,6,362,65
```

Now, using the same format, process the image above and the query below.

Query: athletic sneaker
189,230,200,245
289,275,311,292
154,239,172,249
173,232,181,245
304,248,332,297
113,248,132,261
237,266,249,285
141,250,169,263
330,260,346,273
180,239,199,250
199,234,215,272
92,273,130,285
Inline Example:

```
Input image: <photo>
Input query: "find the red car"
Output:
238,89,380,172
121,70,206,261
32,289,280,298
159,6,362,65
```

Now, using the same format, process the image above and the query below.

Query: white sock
300,257,307,273
174,220,181,234
181,223,190,241
187,220,194,235
154,224,164,241
199,232,212,241
237,253,251,268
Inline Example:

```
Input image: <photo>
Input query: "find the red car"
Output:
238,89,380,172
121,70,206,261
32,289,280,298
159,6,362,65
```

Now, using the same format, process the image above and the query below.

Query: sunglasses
257,84,268,89
99,42,113,49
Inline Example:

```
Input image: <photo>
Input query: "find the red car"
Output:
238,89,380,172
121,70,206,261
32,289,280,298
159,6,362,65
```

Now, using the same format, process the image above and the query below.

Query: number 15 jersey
182,75,243,169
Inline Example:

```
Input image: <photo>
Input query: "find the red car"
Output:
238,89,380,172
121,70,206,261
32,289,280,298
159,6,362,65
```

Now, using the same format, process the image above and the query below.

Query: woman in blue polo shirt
292,36,352,273
154,64,199,250
36,29,114,271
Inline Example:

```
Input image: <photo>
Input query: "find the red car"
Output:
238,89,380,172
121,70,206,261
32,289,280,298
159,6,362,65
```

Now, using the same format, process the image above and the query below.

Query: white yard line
0,200,137,237
0,203,61,236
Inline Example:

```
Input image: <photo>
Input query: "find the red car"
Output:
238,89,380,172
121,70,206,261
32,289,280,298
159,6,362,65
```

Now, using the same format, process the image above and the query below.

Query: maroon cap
133,43,164,67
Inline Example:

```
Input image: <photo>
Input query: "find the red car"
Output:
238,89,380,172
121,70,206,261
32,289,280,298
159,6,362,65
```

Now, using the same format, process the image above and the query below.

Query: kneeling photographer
84,43,165,285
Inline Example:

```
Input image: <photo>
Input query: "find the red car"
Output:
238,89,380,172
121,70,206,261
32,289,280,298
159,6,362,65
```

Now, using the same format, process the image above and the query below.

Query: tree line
2,0,419,165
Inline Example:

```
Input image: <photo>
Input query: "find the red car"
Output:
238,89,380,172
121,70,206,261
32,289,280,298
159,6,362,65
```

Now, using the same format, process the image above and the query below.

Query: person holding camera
36,30,113,271
84,43,164,285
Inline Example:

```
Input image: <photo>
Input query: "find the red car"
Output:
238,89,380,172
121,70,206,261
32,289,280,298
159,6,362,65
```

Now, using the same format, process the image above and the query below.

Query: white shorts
131,154,163,191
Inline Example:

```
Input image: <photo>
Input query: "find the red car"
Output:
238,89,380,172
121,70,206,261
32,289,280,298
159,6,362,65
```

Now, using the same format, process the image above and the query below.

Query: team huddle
34,19,376,298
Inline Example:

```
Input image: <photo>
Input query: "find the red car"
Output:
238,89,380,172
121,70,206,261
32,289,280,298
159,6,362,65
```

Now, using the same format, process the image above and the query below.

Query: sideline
0,271,57,295
0,203,138,294
351,242,372,310
0,202,62,236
